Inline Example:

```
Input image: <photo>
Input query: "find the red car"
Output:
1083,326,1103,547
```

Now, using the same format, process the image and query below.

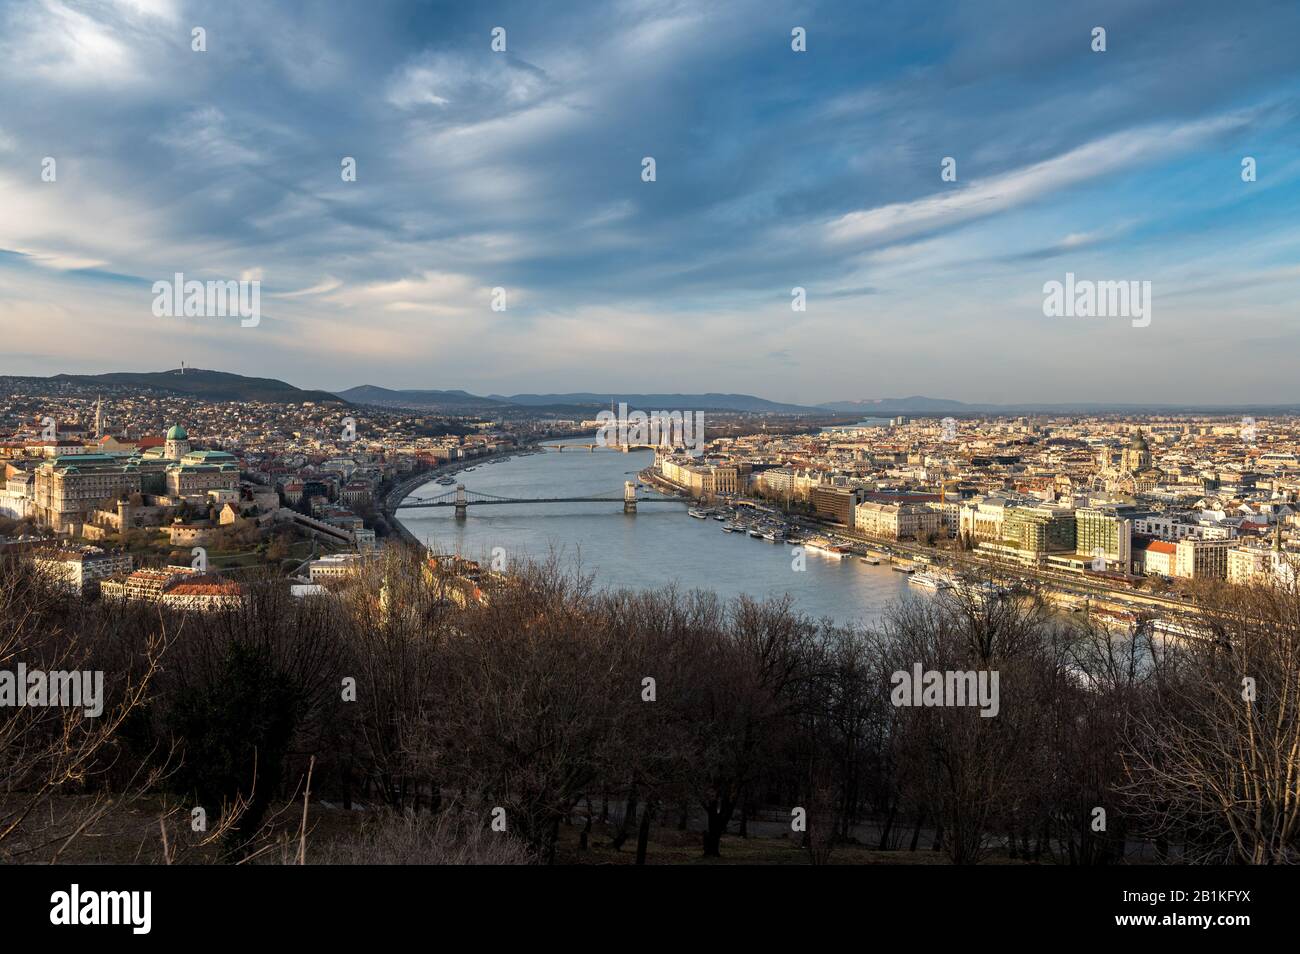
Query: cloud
826,113,1255,247
385,51,551,115
271,277,344,299
0,0,160,88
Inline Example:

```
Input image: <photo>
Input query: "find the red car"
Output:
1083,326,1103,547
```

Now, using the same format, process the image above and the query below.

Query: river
396,439,914,627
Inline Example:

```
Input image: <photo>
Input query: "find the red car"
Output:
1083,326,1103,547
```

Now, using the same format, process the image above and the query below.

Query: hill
49,369,347,405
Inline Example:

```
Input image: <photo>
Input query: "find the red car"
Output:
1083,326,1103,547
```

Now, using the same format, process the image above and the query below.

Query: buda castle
31,423,240,534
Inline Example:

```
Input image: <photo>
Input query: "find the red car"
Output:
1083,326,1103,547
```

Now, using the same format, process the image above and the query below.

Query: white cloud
827,113,1254,246
271,277,344,299
154,107,265,167
1,0,141,87
10,247,108,270
386,52,549,112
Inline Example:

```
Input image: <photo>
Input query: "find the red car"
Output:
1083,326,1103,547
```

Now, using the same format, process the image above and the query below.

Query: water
396,439,913,627
819,417,894,433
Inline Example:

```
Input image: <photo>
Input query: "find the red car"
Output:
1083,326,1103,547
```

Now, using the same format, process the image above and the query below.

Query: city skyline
2,0,1299,404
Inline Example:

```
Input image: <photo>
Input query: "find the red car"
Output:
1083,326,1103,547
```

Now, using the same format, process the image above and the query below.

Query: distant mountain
819,396,972,414
492,392,819,414
821,395,1300,415
335,385,509,412
48,369,346,405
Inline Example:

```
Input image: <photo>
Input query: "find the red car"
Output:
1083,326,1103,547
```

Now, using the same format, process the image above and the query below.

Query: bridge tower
454,484,468,520
623,481,637,514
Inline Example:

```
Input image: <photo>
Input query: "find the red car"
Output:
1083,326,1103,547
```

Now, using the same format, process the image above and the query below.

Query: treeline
1,549,1298,865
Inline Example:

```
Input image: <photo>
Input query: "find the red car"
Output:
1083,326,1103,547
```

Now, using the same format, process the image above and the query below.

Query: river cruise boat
908,571,952,591
804,539,848,559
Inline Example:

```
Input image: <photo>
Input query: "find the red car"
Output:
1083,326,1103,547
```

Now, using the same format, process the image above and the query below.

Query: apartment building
1074,506,1135,569
1173,538,1231,580
811,486,859,525
1000,505,1077,555
1134,539,1177,576
854,500,942,541
100,568,186,602
160,575,246,611
32,546,133,595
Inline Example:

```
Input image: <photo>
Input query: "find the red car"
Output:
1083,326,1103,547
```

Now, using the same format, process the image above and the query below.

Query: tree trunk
878,802,897,850
702,795,736,857
579,797,593,851
610,782,638,851
635,800,655,865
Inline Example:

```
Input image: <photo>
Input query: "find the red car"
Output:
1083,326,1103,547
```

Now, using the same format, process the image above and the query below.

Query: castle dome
166,424,188,441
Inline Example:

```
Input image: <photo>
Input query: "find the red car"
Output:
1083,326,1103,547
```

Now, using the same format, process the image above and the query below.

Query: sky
0,0,1298,406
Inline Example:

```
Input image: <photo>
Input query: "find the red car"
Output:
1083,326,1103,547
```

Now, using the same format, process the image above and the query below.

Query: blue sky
0,0,1297,404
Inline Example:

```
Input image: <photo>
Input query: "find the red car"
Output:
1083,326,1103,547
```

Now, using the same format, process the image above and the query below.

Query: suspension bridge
395,481,689,517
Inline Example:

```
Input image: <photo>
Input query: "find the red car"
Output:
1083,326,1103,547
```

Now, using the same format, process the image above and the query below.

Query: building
1173,538,1231,580
1074,506,1134,570
1133,513,1232,541
1227,544,1298,587
33,455,150,532
1121,431,1153,473
32,546,132,595
163,424,191,461
1000,505,1076,556
959,497,1009,543
159,574,246,611
811,486,859,525
165,450,240,498
1134,539,1177,576
308,552,370,583
100,567,187,602
658,458,746,499
29,423,233,532
855,500,942,541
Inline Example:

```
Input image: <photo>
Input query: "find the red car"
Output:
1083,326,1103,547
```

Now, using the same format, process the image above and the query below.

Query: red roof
1145,541,1177,555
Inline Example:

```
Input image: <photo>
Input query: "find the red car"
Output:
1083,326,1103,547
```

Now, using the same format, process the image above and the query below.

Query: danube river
396,439,913,627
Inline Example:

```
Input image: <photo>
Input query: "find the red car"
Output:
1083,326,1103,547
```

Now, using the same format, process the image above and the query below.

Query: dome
166,424,188,441
1128,431,1148,450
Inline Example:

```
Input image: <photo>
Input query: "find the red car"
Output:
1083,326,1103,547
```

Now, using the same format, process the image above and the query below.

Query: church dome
1128,431,1149,450
166,424,188,441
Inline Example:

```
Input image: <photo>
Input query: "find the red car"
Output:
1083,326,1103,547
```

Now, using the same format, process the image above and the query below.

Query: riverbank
382,443,548,548
637,463,1201,626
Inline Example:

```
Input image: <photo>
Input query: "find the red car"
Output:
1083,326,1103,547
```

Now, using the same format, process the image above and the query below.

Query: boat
688,508,710,519
891,561,916,574
762,529,783,542
721,523,741,533
860,555,880,565
804,539,848,560
714,514,727,522
748,528,765,538
908,572,952,591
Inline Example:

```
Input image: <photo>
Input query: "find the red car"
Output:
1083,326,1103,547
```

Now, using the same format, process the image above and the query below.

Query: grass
4,797,1040,865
